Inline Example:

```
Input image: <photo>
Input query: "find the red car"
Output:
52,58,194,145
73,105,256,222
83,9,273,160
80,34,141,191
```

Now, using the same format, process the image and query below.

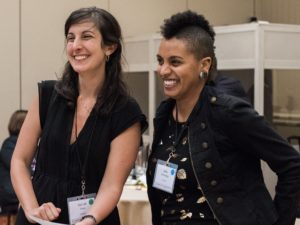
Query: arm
77,122,141,225
223,99,300,225
10,96,61,222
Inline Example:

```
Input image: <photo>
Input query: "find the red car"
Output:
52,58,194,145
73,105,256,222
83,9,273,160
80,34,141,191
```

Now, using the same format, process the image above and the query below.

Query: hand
26,202,61,223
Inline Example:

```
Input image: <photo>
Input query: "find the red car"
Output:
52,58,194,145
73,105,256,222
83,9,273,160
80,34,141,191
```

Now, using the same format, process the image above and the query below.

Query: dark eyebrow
67,26,96,36
83,25,97,34
169,56,183,60
82,30,95,35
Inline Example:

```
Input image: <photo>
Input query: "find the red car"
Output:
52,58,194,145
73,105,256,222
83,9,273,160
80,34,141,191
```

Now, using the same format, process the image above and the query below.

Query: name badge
67,193,96,224
153,159,178,193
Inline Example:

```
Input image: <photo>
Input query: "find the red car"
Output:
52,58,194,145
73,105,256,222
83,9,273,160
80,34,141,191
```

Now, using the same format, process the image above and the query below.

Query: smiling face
156,38,208,103
66,21,108,76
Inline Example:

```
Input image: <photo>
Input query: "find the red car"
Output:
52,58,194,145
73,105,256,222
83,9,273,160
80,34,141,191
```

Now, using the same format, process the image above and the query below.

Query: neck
174,85,204,123
175,100,196,123
78,72,104,99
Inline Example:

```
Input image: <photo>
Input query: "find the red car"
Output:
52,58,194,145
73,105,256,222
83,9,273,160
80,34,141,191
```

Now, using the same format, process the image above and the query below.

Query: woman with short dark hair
147,10,300,225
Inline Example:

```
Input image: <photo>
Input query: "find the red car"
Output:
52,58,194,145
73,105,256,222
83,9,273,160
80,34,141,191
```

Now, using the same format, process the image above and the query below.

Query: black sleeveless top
15,81,147,225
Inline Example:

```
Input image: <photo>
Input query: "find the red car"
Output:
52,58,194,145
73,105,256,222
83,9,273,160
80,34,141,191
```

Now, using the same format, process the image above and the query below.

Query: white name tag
67,193,96,225
153,159,178,193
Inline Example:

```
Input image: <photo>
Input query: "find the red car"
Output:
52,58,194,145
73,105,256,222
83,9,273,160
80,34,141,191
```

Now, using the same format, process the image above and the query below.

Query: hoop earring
106,55,110,62
199,71,208,79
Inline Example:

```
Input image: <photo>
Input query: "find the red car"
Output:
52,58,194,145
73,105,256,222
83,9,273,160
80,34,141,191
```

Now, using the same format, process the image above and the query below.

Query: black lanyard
166,103,187,165
74,108,98,195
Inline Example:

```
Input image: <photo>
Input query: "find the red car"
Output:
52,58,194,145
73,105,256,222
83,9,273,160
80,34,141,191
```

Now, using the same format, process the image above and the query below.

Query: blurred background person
0,109,27,206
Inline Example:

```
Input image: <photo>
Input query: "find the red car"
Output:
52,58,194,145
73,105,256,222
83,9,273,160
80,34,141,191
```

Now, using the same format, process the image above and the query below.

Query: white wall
110,0,187,37
21,0,109,107
188,0,253,26
0,0,20,142
256,0,300,24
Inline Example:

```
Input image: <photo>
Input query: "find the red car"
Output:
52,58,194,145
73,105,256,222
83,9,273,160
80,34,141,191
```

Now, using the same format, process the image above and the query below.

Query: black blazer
213,73,249,102
148,85,300,225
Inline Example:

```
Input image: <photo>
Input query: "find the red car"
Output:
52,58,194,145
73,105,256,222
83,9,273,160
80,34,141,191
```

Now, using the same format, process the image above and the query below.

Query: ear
200,57,212,72
104,44,117,57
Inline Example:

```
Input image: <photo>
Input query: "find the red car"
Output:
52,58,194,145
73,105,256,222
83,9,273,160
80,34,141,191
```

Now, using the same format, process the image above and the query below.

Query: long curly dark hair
160,10,217,78
55,7,128,116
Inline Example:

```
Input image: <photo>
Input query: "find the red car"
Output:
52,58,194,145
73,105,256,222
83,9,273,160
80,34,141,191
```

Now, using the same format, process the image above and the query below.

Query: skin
11,21,141,225
156,38,212,122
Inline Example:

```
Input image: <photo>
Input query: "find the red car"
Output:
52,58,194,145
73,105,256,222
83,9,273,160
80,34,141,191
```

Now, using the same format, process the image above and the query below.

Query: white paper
29,215,69,225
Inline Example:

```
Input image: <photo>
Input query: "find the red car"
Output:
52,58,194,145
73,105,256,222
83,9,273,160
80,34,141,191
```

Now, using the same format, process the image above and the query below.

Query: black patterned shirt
148,115,218,225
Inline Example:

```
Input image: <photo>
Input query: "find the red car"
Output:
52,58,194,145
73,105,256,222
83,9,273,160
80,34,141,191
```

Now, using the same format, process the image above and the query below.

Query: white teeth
74,55,87,60
164,79,177,87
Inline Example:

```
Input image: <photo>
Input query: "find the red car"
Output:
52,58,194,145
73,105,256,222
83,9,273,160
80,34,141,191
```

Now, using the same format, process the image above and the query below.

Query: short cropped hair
160,10,217,73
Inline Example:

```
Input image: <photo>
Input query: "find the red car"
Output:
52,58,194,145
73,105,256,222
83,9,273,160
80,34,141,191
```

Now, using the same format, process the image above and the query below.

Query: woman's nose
158,64,171,76
72,37,82,50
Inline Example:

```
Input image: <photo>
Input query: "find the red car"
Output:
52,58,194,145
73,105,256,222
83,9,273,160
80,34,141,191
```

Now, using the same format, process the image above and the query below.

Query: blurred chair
0,203,19,225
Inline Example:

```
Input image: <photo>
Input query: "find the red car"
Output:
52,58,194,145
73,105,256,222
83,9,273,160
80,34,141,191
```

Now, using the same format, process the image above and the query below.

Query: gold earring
106,55,110,62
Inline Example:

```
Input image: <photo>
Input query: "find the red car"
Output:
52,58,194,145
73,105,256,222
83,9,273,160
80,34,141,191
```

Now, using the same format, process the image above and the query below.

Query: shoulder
212,74,248,100
38,80,58,104
0,136,17,152
155,98,175,118
203,87,266,143
113,96,147,126
112,96,142,114
205,85,256,122
38,80,57,90
39,80,57,85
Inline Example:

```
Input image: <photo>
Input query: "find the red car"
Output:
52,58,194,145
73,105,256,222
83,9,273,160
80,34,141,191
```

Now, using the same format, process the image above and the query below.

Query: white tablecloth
118,186,152,225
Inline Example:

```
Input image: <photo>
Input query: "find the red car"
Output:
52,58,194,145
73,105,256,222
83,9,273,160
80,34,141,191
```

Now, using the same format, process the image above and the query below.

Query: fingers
43,202,60,220
32,202,61,221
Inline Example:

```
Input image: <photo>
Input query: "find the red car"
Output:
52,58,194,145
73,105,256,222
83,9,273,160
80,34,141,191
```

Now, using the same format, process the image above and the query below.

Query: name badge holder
67,109,98,224
153,104,187,194
67,192,96,224
153,156,178,193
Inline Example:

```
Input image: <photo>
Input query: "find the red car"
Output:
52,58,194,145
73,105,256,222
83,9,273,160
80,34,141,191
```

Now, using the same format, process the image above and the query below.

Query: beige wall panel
109,0,188,37
256,0,300,24
0,0,20,143
188,0,254,26
21,0,108,108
